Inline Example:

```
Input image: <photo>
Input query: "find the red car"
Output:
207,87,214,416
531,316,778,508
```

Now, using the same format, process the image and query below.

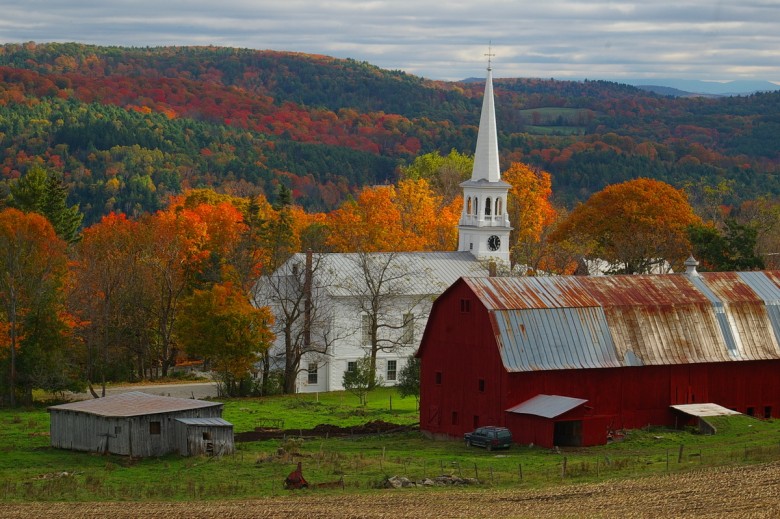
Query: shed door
553,420,582,447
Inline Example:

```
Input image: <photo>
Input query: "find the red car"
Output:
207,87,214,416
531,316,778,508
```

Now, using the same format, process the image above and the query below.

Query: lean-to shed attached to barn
48,391,233,457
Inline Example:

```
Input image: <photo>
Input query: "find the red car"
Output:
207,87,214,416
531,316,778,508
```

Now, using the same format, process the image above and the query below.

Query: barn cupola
684,255,700,277
458,51,513,265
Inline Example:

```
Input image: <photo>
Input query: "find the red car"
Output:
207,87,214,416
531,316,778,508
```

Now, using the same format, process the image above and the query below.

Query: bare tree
255,251,347,394
338,251,434,388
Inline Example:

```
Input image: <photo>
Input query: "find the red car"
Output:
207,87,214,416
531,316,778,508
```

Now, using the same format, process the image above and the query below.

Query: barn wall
51,405,223,457
174,424,235,456
419,281,509,438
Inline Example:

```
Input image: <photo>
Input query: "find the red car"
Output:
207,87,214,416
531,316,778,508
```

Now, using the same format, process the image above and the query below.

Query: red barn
417,268,780,447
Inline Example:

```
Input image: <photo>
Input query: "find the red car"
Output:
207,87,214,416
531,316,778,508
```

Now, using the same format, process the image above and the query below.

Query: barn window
307,363,318,384
473,415,479,428
203,432,212,441
435,371,442,385
460,299,471,313
478,379,485,392
747,406,755,417
386,360,397,381
451,411,459,425
149,421,161,435
765,406,772,419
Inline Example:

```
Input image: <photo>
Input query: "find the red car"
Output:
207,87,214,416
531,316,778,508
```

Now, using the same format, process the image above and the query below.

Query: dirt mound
235,420,416,442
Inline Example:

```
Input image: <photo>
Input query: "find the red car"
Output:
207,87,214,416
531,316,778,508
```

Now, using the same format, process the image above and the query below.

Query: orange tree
502,162,559,271
551,178,701,274
0,208,71,405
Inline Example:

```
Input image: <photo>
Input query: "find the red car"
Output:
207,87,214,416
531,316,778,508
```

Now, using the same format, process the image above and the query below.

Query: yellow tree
177,282,274,396
551,178,702,274
502,162,558,270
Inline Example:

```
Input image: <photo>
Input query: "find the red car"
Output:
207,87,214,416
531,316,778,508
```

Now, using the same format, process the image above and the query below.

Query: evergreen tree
7,165,83,243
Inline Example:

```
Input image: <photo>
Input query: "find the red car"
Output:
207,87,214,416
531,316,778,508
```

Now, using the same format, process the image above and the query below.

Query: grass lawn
1,389,779,502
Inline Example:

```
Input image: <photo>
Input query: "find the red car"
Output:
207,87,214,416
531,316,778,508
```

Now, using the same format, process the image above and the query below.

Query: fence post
666,449,669,472
561,457,567,478
518,463,523,482
474,463,478,480
596,457,600,477
490,466,494,485
678,444,684,463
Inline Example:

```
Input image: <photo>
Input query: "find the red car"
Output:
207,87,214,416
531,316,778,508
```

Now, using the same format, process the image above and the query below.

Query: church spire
470,56,501,183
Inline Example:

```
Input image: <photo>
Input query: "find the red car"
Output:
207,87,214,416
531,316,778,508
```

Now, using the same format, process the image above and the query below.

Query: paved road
69,381,220,401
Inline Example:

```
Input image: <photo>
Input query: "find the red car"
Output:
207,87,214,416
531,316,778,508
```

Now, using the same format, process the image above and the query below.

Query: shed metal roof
461,272,780,372
48,391,222,417
670,403,741,417
175,417,233,427
506,394,588,418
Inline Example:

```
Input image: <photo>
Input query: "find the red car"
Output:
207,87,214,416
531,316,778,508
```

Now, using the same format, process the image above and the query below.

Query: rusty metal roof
506,394,588,418
462,272,780,372
48,391,222,417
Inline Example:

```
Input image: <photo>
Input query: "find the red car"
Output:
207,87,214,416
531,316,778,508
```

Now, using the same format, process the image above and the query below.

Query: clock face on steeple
488,235,501,251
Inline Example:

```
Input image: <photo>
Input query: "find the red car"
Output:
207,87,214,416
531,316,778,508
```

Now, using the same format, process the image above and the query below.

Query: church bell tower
458,56,512,264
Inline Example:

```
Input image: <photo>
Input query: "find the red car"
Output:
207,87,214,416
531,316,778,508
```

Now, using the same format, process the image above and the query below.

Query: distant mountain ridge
623,79,780,96
0,42,779,224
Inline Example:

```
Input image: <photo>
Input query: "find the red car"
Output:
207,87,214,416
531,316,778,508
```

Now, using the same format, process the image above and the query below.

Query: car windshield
497,430,511,439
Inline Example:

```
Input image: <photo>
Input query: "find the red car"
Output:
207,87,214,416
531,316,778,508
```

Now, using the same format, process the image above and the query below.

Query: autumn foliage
551,178,702,274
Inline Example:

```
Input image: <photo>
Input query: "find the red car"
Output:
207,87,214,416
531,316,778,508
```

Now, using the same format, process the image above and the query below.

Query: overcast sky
2,1,779,82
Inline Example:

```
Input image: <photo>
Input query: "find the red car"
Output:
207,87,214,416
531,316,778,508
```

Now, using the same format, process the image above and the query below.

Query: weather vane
485,41,495,71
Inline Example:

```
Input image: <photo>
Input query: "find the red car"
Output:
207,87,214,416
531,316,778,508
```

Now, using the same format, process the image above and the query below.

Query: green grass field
1,388,779,502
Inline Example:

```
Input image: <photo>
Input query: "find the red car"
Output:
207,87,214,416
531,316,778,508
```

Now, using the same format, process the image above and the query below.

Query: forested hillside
1,42,779,224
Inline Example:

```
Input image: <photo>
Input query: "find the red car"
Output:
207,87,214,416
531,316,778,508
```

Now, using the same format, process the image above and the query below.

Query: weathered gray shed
174,417,234,456
48,391,231,457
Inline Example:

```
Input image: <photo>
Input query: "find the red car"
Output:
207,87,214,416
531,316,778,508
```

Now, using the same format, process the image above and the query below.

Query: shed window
203,432,212,441
149,421,161,435
307,362,318,384
435,371,442,385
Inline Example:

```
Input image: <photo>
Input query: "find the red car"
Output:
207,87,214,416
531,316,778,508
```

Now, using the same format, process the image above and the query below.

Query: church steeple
470,64,501,183
457,55,512,265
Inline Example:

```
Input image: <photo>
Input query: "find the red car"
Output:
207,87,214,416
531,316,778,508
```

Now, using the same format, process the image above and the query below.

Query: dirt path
68,381,220,401
4,461,779,518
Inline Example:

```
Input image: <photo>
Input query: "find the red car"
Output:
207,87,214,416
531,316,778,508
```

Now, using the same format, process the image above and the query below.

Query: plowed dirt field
4,461,779,518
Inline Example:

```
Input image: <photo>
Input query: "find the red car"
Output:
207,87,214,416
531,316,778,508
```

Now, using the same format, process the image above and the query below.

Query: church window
474,198,479,217
307,363,318,384
466,197,472,215
496,198,502,215
485,197,492,216
361,314,371,344
386,360,397,381
402,313,414,344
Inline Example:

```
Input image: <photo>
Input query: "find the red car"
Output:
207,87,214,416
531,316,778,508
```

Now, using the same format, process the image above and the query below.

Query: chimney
684,255,700,277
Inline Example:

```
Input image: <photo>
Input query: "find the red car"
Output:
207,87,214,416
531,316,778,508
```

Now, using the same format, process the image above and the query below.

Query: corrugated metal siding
699,272,780,360
463,273,780,373
493,307,621,371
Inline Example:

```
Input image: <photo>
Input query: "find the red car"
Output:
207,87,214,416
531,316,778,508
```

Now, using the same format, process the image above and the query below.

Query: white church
256,62,512,393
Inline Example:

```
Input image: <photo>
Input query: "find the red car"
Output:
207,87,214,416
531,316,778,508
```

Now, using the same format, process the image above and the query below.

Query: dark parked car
464,426,513,451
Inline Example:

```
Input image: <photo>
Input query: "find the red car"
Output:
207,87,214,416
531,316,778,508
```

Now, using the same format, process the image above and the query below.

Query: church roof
457,272,780,372
469,67,501,183
278,251,488,298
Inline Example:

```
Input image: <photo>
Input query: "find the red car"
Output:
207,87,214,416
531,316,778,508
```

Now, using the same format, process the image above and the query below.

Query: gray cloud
0,1,778,81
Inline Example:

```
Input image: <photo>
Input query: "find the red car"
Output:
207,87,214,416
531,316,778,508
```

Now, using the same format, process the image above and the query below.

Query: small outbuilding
48,391,234,457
